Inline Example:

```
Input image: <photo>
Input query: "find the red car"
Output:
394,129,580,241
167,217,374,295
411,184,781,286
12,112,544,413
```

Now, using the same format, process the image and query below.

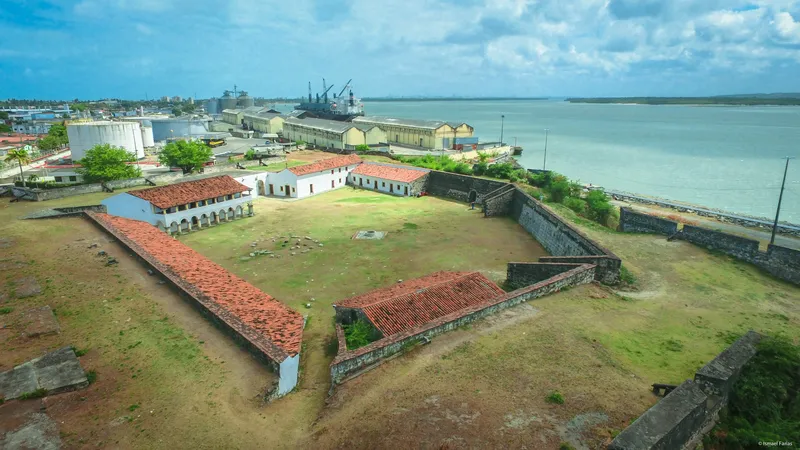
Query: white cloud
773,11,800,42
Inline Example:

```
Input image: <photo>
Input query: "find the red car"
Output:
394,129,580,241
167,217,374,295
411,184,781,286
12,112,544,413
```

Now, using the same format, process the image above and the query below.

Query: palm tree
5,149,31,187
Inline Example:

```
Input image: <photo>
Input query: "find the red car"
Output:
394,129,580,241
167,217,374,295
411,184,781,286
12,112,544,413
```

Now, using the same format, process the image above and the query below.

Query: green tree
37,135,61,151
158,140,213,174
354,144,370,152
47,123,68,145
71,103,87,112
0,111,9,120
5,149,31,187
182,104,195,115
0,123,11,133
172,107,183,117
76,144,142,183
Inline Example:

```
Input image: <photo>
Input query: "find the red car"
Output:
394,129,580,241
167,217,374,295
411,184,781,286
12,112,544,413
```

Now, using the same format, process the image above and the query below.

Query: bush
549,179,571,203
619,265,636,285
324,334,339,357
354,144,370,152
563,197,587,214
585,190,613,224
19,388,48,400
244,149,256,160
546,391,565,404
473,161,488,175
343,320,377,350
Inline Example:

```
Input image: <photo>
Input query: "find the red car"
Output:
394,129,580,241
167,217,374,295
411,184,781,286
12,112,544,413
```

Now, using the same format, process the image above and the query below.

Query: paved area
0,347,88,401
0,400,61,450
613,200,800,250
12,277,41,299
20,306,60,338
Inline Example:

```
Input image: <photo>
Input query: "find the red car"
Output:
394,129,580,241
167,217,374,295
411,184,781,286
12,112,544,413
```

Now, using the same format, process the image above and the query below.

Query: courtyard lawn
246,160,306,172
0,184,796,449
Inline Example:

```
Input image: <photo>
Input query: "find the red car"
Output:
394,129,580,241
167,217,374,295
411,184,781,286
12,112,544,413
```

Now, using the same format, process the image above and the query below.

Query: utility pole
770,156,794,245
500,115,505,146
543,128,549,170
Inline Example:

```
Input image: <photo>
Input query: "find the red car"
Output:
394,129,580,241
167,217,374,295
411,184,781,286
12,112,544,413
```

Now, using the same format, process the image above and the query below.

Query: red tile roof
351,163,429,183
90,213,304,357
337,272,504,336
288,154,362,176
128,175,250,209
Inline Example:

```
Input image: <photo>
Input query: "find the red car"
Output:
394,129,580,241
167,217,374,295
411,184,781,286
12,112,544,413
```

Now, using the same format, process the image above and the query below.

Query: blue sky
1,0,800,100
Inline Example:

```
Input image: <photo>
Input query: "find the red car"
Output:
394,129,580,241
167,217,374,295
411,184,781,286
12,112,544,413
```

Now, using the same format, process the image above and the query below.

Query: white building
349,162,430,196
101,175,253,234
256,154,362,198
67,121,145,161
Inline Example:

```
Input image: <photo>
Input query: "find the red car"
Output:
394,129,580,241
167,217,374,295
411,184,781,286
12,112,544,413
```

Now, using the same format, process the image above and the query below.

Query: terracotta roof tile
90,213,303,356
351,163,429,183
288,154,362,176
338,272,503,336
128,175,250,209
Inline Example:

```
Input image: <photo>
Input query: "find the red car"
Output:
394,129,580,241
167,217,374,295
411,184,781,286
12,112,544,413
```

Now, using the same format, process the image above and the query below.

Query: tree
354,144,370,152
47,123,68,145
0,111,9,120
0,123,11,133
5,149,31,187
158,140,213,174
71,103,87,112
76,144,142,183
172,107,183,117
37,135,61,151
182,104,195,115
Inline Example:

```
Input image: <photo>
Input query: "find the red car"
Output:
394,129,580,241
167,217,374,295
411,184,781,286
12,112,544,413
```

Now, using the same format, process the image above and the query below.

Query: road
612,199,800,250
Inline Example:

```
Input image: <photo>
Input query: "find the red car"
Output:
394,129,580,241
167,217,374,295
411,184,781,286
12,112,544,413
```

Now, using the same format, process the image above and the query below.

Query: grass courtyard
0,178,797,449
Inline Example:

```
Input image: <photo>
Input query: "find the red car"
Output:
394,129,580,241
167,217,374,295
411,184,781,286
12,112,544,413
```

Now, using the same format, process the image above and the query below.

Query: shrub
354,144,370,152
19,388,48,400
472,161,488,175
86,370,97,384
343,320,377,350
546,391,565,404
549,179,571,203
563,197,587,214
585,190,613,224
0,307,12,315
72,346,89,357
244,149,256,160
618,265,636,285
559,443,576,450
324,334,339,357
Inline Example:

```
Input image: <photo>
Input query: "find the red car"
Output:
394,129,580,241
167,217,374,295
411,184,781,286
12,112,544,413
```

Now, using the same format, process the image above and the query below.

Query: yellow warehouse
352,116,473,149
283,118,386,150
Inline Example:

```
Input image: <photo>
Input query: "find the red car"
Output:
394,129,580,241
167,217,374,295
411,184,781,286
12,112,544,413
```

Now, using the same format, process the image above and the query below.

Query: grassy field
246,160,306,172
0,183,797,449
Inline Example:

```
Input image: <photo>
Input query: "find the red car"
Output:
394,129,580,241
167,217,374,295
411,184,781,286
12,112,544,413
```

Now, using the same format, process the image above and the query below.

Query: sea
361,100,800,224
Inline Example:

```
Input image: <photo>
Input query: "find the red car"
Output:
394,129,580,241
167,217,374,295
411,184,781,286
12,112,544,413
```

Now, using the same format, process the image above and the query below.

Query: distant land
566,93,800,106
362,97,549,102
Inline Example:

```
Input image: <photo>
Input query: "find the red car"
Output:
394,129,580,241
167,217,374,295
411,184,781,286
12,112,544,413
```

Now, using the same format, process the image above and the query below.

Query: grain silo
237,91,255,108
67,121,145,161
205,98,220,115
141,125,155,147
220,90,237,111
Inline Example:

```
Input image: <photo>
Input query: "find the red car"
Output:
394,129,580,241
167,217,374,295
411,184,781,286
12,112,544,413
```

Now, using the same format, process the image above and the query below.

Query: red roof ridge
128,175,250,209
351,163,429,183
336,271,474,308
287,154,362,176
363,272,495,309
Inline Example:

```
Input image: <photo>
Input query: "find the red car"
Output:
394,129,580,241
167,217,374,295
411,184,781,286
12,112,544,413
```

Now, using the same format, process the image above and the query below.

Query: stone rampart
619,208,679,235
608,331,761,450
482,184,515,217
506,262,587,290
618,209,800,285
330,264,596,384
425,171,508,203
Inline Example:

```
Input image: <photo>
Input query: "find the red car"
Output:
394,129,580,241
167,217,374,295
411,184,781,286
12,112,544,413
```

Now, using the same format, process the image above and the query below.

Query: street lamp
500,115,505,146
770,156,795,245
543,128,549,171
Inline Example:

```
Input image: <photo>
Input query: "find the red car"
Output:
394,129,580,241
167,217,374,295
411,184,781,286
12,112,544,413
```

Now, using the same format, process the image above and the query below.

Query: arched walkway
468,189,478,203
191,216,200,229
156,221,166,232
169,221,179,234
180,218,190,233
228,207,236,219
200,214,209,227
219,209,227,221
235,205,243,218
210,212,217,225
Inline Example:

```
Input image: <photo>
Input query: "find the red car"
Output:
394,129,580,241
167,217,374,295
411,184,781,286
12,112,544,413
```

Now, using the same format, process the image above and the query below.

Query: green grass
246,160,306,172
19,388,48,400
546,391,565,404
0,307,12,315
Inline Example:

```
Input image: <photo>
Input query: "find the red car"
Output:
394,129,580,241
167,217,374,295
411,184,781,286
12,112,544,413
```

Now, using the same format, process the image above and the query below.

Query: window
331,170,334,175
189,202,196,209
234,193,241,198
280,186,284,191
331,180,335,188
178,204,187,211
382,182,385,187
54,176,63,182
338,167,341,173
69,176,77,182
168,207,177,213
217,196,224,202
226,195,233,200
310,184,314,194
338,178,341,183
292,187,295,192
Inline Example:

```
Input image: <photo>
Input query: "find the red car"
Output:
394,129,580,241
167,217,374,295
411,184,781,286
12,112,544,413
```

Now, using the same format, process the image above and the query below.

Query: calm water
361,100,800,223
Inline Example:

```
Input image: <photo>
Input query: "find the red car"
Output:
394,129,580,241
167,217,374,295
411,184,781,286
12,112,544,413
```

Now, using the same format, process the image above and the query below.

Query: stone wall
482,184,515,217
425,171,508,203
330,264,596,384
619,208,679,235
618,209,800,285
539,255,621,285
608,331,761,450
506,262,587,290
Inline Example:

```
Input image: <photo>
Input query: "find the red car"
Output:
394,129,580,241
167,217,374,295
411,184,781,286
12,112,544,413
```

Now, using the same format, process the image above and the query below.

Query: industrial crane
337,79,352,98
320,78,334,103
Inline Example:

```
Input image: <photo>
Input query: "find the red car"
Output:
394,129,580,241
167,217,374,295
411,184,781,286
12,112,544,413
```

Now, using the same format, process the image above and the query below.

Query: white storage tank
141,126,155,147
67,121,145,161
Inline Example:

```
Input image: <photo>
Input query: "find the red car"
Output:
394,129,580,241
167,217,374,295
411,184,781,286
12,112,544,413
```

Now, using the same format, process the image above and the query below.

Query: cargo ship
294,78,364,121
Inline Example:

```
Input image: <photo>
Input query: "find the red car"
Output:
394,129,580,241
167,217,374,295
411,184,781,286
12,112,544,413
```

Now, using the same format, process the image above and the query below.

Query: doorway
359,178,363,186
331,180,335,188
404,186,408,196
389,184,393,193
269,184,274,195
468,190,478,203
310,184,314,194
285,185,291,196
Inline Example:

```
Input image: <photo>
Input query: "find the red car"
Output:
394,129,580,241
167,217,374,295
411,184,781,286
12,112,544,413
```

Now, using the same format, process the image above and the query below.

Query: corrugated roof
338,272,503,336
284,117,376,134
287,154,362,176
128,175,250,209
353,116,462,130
352,162,429,183
89,213,304,356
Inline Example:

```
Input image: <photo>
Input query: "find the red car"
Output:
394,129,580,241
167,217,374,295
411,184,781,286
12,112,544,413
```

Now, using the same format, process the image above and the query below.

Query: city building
222,106,265,126
100,175,253,233
66,121,145,161
282,117,385,150
12,120,58,135
349,162,429,196
352,116,474,149
264,154,361,198
333,271,504,338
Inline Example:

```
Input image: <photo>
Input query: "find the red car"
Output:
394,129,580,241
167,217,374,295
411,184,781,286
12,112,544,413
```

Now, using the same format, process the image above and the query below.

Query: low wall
85,212,296,398
506,262,586,290
425,171,508,203
609,331,761,450
331,264,596,384
618,209,800,285
539,255,621,285
619,208,679,235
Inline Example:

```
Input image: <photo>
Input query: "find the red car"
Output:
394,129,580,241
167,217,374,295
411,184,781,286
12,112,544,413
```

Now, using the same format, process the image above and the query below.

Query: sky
1,0,799,100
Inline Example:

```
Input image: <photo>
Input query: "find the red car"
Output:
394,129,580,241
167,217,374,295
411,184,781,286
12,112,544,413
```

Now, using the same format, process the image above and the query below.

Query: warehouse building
222,106,266,126
349,162,429,197
241,111,285,134
282,117,385,150
351,116,473,150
